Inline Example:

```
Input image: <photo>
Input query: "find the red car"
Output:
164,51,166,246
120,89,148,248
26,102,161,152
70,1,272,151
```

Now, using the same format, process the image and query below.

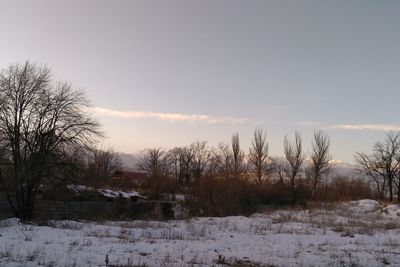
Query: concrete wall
0,193,186,220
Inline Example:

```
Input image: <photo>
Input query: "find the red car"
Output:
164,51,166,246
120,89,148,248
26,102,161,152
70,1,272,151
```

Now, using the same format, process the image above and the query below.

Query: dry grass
259,200,400,238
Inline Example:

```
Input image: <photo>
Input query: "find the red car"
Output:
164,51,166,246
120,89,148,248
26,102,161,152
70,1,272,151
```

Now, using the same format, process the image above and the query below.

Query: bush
314,176,372,201
183,175,375,218
186,177,256,217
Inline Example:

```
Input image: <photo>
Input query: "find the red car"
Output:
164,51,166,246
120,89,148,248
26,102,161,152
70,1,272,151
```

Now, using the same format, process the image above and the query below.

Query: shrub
315,176,372,201
186,177,256,217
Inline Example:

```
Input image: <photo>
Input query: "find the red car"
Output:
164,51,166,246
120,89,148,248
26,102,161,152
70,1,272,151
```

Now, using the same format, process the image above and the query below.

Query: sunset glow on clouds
299,122,400,132
93,107,400,132
91,107,253,125
330,124,400,132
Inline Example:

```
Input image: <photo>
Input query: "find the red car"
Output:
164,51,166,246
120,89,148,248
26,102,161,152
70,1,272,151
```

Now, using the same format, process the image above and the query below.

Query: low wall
0,193,185,220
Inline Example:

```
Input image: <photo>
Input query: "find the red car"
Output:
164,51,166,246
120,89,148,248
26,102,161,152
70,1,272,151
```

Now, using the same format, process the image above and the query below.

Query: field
0,200,399,267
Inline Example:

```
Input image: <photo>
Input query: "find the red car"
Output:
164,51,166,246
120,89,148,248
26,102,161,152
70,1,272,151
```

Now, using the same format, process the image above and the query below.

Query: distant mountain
273,157,357,180
328,160,357,178
118,150,148,170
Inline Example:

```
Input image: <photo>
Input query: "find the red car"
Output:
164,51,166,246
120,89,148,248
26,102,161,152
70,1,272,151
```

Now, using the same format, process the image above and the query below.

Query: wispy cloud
91,107,252,125
297,121,400,132
330,124,400,131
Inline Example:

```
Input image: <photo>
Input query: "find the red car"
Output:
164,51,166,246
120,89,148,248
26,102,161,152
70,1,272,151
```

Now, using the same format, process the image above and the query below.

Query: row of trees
136,128,400,206
137,129,332,204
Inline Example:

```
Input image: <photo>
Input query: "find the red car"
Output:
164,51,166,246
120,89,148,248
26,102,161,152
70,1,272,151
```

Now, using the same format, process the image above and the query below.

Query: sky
0,0,399,162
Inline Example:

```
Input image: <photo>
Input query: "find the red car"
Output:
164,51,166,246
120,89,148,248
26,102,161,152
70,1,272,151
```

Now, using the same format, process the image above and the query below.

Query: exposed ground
0,200,399,267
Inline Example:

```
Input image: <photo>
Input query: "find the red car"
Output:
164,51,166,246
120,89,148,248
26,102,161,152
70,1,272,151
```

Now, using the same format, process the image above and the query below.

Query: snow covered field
0,200,399,267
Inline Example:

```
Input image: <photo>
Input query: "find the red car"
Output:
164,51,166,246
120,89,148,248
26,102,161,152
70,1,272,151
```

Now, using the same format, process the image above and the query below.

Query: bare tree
0,61,102,220
248,128,270,184
355,132,400,202
231,133,246,179
216,142,232,178
355,152,386,199
284,131,305,204
136,148,169,177
308,130,331,199
190,141,212,181
167,147,182,180
205,147,222,178
216,133,246,179
170,146,195,184
271,157,286,184
85,147,122,188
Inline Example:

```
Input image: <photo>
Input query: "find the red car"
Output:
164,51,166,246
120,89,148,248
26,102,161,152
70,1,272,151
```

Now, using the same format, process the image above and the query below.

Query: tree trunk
388,177,393,202
311,178,318,200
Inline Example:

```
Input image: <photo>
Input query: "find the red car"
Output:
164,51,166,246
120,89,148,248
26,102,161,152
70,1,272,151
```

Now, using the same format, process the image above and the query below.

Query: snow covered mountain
118,151,147,170
328,160,357,178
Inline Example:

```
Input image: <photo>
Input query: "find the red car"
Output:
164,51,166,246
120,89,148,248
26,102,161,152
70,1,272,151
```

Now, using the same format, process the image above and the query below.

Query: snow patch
381,204,400,218
97,188,143,199
349,199,380,213
67,184,145,199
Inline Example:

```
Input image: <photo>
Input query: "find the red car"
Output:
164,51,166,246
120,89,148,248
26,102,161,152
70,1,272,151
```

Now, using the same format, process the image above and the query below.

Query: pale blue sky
1,0,399,162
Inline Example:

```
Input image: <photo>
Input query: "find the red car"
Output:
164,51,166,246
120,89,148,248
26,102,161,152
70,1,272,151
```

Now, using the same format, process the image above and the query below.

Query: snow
67,184,145,199
97,188,143,199
381,204,400,219
349,199,380,213
0,200,399,267
67,184,90,193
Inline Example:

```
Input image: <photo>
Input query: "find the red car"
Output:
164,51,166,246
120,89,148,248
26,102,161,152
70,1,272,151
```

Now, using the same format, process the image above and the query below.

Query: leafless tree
167,144,218,183
136,148,169,177
355,152,385,199
248,128,271,184
172,146,195,183
216,133,246,179
355,132,400,202
308,130,331,199
231,133,246,179
205,147,222,177
270,157,286,184
216,142,232,178
85,147,122,188
0,61,102,220
167,147,182,180
190,141,212,181
283,131,305,204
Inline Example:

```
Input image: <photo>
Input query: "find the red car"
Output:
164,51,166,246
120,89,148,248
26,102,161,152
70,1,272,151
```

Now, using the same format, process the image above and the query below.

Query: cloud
297,121,322,126
297,121,400,132
330,124,400,131
91,107,252,125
